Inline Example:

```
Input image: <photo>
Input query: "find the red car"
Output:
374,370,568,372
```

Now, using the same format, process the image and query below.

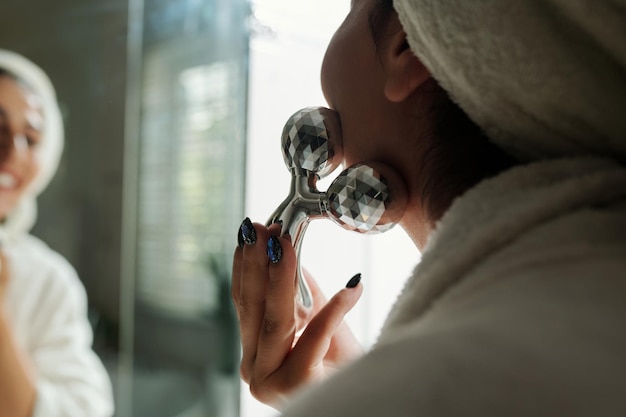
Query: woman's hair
0,68,17,78
369,0,518,223
0,68,37,161
0,67,35,94
0,68,15,78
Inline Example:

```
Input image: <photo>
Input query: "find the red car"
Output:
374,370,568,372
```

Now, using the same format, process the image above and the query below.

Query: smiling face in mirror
0,74,44,220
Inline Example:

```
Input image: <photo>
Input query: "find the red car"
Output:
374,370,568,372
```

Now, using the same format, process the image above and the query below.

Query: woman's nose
0,132,28,163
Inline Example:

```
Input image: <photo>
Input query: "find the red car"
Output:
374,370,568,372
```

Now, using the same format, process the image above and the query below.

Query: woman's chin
0,200,17,221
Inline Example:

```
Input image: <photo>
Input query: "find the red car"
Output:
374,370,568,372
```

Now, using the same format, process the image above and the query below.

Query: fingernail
345,273,361,288
240,217,257,246
267,235,282,264
237,225,245,248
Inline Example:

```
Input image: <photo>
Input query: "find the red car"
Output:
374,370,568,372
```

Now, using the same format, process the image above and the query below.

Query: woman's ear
383,30,430,103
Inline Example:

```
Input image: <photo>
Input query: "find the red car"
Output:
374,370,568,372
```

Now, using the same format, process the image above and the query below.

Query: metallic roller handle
266,170,324,310
266,107,341,311
267,107,407,324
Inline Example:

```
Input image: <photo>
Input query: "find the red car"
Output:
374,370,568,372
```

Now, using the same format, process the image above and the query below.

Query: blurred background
0,0,417,416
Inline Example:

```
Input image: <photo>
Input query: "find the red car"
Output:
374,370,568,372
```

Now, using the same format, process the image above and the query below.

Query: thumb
289,274,363,368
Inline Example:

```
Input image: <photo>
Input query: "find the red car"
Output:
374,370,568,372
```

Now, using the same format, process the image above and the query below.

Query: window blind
137,36,247,318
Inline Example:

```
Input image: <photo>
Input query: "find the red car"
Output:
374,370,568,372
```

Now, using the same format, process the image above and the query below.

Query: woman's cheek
23,150,42,190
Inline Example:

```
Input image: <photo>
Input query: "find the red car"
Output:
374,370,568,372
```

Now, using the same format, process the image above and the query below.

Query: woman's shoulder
11,233,76,270
5,234,89,344
8,233,85,300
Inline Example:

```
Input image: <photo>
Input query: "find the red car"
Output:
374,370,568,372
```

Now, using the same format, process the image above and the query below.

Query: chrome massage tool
267,107,407,323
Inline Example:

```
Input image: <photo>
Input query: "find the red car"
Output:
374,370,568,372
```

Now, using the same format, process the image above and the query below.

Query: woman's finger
237,220,272,382
231,246,243,306
254,233,298,379
0,251,8,300
288,277,363,377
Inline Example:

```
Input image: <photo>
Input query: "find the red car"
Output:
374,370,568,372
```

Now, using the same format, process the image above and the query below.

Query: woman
233,0,626,415
0,50,113,417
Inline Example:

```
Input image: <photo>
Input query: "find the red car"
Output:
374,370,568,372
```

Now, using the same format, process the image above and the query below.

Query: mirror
1,0,249,415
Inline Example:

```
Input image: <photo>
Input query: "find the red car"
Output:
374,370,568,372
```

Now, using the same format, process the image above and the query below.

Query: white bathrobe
0,50,113,417
4,234,114,417
282,0,626,415
282,156,626,417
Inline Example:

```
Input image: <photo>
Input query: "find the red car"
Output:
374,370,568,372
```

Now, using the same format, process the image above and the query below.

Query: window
138,52,245,318
129,1,250,415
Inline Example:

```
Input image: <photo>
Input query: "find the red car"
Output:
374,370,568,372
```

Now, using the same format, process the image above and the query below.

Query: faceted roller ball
326,163,407,234
281,107,343,177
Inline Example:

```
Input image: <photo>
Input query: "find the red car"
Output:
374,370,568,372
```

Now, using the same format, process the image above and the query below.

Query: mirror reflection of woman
0,50,113,417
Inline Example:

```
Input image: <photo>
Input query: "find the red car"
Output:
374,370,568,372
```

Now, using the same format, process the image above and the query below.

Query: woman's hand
0,250,9,303
0,249,37,417
232,219,364,408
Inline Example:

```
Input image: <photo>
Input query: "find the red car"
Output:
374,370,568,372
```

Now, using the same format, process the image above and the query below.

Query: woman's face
321,0,394,168
322,0,437,247
0,75,43,219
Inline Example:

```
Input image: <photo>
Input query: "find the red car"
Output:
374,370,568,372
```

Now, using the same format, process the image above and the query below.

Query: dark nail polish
237,225,245,248
267,235,282,264
240,217,257,245
345,273,362,288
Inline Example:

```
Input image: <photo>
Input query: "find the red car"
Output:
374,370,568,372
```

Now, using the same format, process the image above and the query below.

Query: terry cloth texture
281,156,626,417
393,0,626,162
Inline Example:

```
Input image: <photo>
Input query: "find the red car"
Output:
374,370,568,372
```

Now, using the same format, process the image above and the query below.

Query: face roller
266,107,407,323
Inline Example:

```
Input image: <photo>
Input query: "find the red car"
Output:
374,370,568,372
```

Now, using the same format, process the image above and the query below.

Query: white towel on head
0,50,64,241
393,0,626,162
